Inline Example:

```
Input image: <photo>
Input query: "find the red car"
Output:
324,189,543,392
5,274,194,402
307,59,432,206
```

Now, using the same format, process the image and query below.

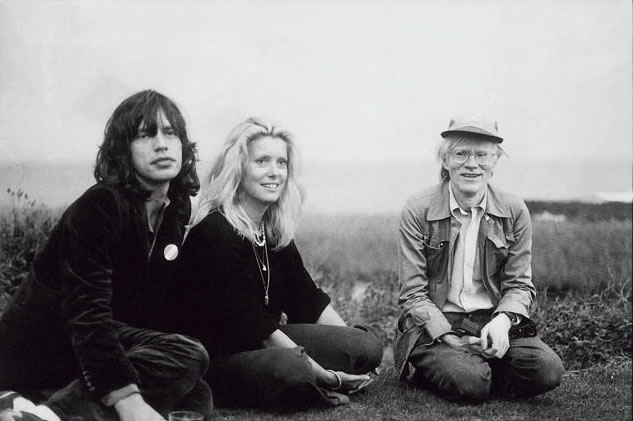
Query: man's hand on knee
479,314,512,359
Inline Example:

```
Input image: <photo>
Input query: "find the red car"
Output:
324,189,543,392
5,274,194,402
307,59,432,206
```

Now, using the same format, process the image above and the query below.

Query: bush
533,285,632,370
0,188,57,297
320,271,401,346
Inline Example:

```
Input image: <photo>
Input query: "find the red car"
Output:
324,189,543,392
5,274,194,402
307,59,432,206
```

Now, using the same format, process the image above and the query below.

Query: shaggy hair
94,89,199,205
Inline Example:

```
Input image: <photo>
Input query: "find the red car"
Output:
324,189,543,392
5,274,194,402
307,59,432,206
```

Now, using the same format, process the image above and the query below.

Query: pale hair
192,117,305,250
437,134,505,181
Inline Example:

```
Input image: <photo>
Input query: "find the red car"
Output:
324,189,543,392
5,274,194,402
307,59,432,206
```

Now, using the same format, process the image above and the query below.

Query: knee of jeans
350,329,384,373
433,362,491,401
363,333,384,371
452,369,490,401
266,350,320,409
171,334,210,376
270,347,315,389
535,354,564,392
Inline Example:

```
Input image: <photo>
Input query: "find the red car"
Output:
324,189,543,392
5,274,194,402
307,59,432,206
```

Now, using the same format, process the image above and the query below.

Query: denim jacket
394,182,535,379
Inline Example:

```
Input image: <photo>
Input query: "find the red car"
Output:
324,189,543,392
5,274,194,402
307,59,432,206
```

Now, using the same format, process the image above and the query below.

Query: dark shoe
0,410,46,421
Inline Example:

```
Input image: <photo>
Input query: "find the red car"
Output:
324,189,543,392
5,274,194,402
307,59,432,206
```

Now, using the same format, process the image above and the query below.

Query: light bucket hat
441,114,503,143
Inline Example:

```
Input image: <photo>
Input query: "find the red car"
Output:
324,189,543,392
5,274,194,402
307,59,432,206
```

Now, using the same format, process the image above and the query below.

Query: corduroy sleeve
59,187,140,400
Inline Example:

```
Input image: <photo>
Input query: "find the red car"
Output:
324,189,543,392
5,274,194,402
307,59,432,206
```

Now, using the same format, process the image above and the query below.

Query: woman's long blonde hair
192,117,305,250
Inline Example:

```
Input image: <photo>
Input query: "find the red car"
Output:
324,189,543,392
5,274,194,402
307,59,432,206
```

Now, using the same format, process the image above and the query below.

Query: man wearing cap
393,115,563,401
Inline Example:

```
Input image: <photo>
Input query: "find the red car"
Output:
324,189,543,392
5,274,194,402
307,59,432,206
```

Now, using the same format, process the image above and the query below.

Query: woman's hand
114,393,166,421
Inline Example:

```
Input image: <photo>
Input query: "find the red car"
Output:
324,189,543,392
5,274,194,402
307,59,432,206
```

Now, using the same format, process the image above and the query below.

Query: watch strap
501,311,521,326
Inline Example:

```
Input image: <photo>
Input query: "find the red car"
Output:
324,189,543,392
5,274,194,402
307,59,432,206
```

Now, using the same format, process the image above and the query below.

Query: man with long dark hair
0,90,211,420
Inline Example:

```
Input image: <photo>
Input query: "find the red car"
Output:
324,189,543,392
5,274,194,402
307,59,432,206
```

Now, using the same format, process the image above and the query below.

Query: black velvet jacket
158,210,330,359
13,184,190,399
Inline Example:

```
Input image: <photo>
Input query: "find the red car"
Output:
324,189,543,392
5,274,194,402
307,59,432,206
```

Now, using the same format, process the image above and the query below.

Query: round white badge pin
164,244,179,261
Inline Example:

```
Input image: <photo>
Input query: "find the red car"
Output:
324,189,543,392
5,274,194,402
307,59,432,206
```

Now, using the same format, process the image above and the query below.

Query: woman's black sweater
159,211,330,358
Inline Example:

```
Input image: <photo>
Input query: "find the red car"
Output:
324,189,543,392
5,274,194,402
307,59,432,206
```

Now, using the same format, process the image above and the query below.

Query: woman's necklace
251,225,270,306
253,223,266,247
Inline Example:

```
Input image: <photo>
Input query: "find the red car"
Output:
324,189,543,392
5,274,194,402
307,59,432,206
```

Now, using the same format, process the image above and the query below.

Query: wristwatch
500,312,521,326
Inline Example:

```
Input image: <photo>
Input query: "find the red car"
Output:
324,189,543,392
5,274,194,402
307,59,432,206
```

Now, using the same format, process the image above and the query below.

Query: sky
0,0,631,211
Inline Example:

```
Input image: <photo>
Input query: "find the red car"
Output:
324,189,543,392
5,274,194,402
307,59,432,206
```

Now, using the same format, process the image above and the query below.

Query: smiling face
129,109,183,191
442,137,499,201
241,135,288,216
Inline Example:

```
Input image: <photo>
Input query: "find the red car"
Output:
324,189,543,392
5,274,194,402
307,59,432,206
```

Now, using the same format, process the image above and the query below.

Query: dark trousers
407,312,564,401
206,324,383,409
0,278,212,420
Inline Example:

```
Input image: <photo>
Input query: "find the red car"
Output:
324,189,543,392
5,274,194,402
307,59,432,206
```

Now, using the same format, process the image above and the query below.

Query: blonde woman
159,118,382,409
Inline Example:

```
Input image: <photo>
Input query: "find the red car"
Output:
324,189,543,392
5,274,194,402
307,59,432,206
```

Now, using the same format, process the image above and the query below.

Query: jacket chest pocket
423,238,449,281
485,234,510,277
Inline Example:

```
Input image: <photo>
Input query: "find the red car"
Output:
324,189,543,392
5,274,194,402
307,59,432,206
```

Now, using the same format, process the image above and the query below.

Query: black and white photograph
0,1,631,420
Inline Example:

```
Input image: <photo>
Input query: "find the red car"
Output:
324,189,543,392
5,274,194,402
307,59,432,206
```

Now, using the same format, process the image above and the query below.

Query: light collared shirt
442,183,494,313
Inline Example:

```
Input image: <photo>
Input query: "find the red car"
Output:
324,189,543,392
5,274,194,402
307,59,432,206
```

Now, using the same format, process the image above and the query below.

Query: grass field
0,195,631,420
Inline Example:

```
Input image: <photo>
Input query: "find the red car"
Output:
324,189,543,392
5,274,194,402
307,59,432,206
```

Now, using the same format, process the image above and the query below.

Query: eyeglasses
449,149,497,165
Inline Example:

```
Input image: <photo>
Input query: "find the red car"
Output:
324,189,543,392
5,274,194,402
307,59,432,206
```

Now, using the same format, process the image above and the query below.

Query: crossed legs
407,336,564,401
0,315,212,420
205,324,383,408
